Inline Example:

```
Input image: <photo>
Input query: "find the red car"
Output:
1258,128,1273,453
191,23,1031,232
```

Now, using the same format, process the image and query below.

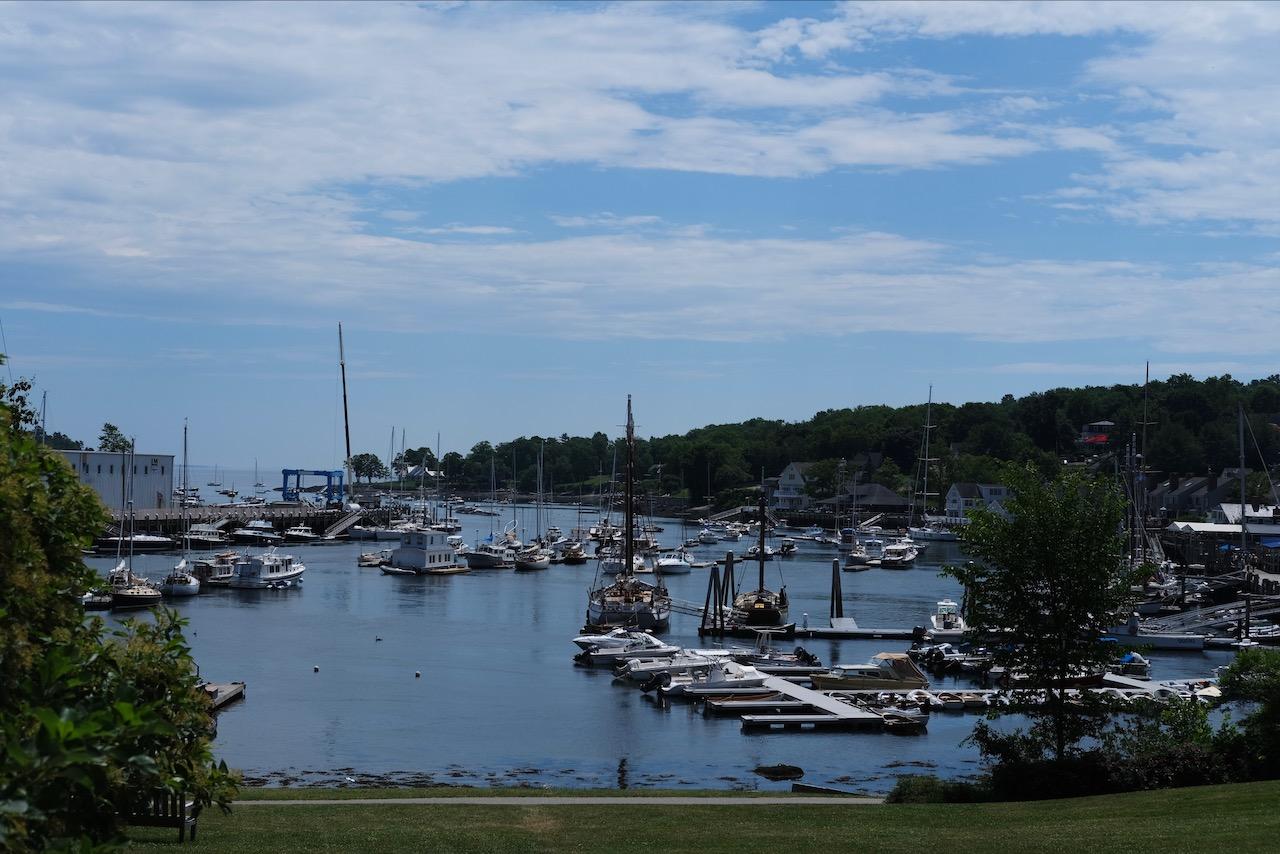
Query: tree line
360,374,1280,505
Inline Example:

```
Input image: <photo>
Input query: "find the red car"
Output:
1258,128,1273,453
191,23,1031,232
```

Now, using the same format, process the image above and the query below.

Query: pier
737,676,884,731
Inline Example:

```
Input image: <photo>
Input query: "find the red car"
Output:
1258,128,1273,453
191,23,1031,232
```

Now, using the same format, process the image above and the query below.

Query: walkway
234,795,883,806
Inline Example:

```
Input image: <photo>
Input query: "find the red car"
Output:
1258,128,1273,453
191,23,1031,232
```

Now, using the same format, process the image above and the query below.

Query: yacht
284,525,320,542
228,550,306,588
192,550,241,587
183,523,230,549
573,631,681,666
586,397,671,631
655,549,692,575
389,529,468,575
95,533,176,554
810,653,930,691
230,519,282,545
879,541,918,568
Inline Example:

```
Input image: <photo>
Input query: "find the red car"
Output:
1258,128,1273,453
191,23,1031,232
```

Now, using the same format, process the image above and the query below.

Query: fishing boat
228,549,306,589
463,535,515,569
586,397,671,631
732,496,788,627
810,653,930,691
879,540,918,568
843,542,871,571
778,538,798,556
930,599,967,635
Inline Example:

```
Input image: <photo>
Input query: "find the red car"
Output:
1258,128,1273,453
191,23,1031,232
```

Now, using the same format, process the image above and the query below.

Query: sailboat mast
920,385,934,525
757,493,766,591
1240,402,1248,559
338,323,353,504
624,396,634,577
181,419,188,557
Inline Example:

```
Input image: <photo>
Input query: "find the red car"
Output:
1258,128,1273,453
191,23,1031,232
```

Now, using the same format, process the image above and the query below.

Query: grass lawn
126,780,1280,853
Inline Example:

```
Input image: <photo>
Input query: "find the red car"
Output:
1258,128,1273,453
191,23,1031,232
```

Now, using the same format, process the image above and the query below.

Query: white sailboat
161,420,200,597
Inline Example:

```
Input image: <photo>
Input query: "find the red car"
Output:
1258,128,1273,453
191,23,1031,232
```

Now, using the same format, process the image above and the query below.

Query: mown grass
127,780,1280,853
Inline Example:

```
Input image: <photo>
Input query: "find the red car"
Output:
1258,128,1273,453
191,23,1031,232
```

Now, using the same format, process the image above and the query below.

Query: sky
1,0,1278,469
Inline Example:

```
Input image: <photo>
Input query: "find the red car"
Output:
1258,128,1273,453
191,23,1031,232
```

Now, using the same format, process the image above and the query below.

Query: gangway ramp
324,510,365,539
739,676,882,731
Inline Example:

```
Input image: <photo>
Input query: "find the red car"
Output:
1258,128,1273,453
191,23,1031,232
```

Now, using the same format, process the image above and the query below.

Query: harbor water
90,503,1235,793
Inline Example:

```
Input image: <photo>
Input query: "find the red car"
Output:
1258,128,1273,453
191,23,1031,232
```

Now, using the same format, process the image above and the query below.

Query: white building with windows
944,482,1008,523
58,450,174,511
772,462,814,511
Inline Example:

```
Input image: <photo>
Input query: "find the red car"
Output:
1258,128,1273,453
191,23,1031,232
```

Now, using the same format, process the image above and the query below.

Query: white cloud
551,213,664,228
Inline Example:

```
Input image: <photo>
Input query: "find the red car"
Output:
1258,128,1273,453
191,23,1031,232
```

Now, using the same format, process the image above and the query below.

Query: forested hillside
397,374,1280,503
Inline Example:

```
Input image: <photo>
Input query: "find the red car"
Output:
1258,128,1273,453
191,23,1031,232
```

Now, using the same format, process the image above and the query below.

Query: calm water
90,504,1234,792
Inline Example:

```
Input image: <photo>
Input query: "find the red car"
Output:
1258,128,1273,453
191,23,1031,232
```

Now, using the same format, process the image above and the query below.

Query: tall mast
913,385,937,528
181,418,188,558
758,492,767,592
338,323,352,504
1240,402,1248,560
624,395,634,577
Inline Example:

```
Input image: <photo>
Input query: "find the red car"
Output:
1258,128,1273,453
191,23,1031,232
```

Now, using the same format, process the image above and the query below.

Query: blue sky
1,1,1278,469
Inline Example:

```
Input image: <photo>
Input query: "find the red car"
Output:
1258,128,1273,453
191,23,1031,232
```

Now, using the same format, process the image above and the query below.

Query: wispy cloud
550,213,664,228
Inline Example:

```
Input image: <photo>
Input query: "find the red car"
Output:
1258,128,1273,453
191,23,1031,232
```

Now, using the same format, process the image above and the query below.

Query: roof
785,461,814,474
1167,521,1280,536
950,482,983,499
1086,420,1116,428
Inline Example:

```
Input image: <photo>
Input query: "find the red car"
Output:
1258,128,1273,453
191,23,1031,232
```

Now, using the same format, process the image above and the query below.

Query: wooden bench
122,790,200,842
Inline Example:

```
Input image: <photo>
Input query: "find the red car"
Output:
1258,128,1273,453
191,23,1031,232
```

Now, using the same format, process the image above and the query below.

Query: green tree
0,397,236,849
1218,646,1280,777
350,452,390,483
98,422,132,453
945,464,1145,764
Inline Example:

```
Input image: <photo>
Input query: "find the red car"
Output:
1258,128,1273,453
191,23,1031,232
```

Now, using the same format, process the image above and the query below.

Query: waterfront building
944,482,1008,523
772,462,814,511
58,450,174,511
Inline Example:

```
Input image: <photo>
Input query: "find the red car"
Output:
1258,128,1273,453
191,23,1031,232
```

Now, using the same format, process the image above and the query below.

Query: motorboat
843,543,871,571
657,661,770,697
191,550,240,586
697,529,720,545
389,529,468,575
930,599,967,636
655,549,693,574
230,520,282,545
908,525,958,542
463,539,515,569
573,628,655,651
615,650,734,681
446,534,467,553
573,631,681,666
183,524,230,549
878,541,917,568
810,653,930,691
160,559,200,597
745,544,776,559
94,533,176,554
1107,651,1152,679
284,525,319,542
228,549,306,589
778,538,798,556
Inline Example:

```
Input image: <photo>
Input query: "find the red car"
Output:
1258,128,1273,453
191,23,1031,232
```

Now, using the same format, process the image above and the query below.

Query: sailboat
908,385,956,542
515,441,551,571
207,463,222,487
732,494,789,626
161,420,200,597
586,397,671,631
112,445,163,610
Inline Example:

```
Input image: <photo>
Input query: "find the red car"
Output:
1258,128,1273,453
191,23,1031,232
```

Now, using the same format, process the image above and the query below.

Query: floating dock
201,681,246,711
737,676,883,732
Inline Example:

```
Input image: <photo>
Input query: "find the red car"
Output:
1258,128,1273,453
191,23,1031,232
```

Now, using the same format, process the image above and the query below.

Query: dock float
738,676,882,732
201,681,246,711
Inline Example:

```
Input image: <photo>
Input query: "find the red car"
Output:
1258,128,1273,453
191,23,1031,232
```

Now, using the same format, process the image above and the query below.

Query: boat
112,578,162,610
463,536,515,569
191,550,241,586
655,549,693,574
183,523,230,549
284,525,319,542
810,653,930,691
514,546,552,571
878,541,918,568
94,532,176,553
573,631,680,666
230,519,282,544
160,559,200,597
802,525,824,538
1107,651,1152,679
843,543,871,571
731,496,789,627
657,661,770,697
586,397,671,631
930,599,967,635
908,525,957,542
358,548,391,568
778,538,798,556
228,549,306,589
560,541,589,565
615,650,734,681
697,528,720,545
389,528,468,575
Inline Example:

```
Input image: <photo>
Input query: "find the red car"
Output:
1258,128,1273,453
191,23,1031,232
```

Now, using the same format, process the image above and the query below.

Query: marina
88,501,1241,793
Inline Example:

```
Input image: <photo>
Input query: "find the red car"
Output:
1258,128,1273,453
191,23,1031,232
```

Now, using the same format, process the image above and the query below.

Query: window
110,464,114,474
144,466,148,475
83,463,89,473
97,465,101,474
161,465,165,475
